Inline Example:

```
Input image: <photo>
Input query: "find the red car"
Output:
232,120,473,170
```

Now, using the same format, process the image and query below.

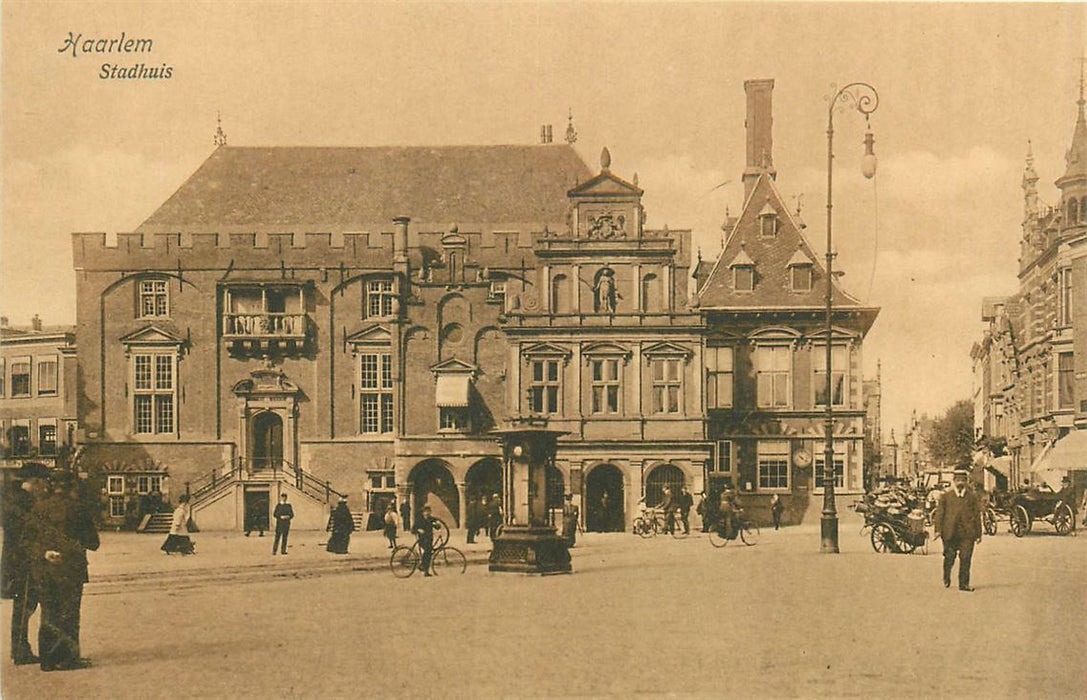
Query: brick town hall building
73,80,878,531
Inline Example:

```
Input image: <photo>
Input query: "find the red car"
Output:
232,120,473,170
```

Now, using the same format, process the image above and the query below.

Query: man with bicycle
659,487,678,535
413,505,440,577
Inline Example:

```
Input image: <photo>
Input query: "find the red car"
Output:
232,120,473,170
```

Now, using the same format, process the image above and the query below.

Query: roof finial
213,111,227,147
600,146,611,171
565,109,578,144
1078,51,1087,106
632,172,639,187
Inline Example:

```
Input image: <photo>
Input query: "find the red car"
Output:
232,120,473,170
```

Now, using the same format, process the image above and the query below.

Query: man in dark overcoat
3,463,51,665
27,471,100,671
272,493,294,555
933,469,982,592
678,486,694,535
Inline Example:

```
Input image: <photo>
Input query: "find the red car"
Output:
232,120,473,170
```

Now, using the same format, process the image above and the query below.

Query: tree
925,399,975,468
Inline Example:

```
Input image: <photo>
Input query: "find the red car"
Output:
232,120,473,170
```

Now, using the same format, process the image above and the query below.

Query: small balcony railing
222,313,307,339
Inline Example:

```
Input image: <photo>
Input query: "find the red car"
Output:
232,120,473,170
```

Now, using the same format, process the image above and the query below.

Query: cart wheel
871,523,895,553
709,525,729,548
1010,505,1030,538
894,529,917,554
1054,504,1074,536
983,508,998,537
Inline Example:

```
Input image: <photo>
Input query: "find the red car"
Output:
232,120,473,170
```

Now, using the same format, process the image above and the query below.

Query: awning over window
1032,431,1087,472
435,374,471,407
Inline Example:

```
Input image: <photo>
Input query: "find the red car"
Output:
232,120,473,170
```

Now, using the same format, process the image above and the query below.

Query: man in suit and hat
2,462,51,665
27,469,100,670
933,469,982,592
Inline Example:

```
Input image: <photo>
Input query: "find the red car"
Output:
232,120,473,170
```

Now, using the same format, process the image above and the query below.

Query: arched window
641,273,660,313
1069,198,1079,225
645,464,686,507
551,274,569,314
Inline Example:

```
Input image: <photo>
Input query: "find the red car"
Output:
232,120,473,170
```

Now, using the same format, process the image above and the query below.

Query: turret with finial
565,109,578,144
213,111,227,148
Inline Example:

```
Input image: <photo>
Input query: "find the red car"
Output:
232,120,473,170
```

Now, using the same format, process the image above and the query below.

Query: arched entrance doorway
645,463,686,507
251,412,283,471
586,463,624,532
410,459,459,528
466,458,502,532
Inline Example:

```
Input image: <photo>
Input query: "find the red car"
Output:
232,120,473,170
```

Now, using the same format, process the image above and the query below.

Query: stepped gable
697,173,863,309
138,144,593,231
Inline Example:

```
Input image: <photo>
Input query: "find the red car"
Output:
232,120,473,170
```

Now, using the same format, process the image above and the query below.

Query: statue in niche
587,212,626,239
594,269,617,314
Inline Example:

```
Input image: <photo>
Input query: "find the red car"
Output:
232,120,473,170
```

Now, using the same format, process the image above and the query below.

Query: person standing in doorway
326,496,355,554
770,494,785,531
245,498,265,538
272,494,293,555
934,469,982,592
383,502,398,549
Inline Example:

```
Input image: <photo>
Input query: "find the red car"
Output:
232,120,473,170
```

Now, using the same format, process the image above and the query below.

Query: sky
2,1,1085,435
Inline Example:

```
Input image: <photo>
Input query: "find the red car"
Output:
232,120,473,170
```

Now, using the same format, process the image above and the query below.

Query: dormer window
758,203,779,238
787,249,814,292
729,246,756,292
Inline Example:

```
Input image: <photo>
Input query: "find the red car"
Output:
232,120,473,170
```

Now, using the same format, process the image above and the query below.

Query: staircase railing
186,459,243,504
184,457,345,506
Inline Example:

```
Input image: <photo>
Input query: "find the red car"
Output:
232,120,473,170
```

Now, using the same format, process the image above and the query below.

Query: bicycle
390,537,467,578
708,511,759,547
632,507,688,539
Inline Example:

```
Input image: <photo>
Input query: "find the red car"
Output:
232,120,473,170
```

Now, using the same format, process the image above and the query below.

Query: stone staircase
138,512,173,534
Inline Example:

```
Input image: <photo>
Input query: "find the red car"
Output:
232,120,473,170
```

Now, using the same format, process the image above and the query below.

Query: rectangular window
755,346,792,408
529,360,561,414
360,353,394,434
132,353,176,434
814,443,846,489
37,358,58,396
760,214,778,238
1058,352,1075,409
38,424,57,456
108,475,125,494
734,267,754,292
757,441,790,490
137,475,151,494
489,280,506,302
110,496,126,519
706,347,734,408
9,424,30,456
1058,267,1073,327
813,346,848,407
366,280,395,319
651,358,682,414
791,265,813,292
590,359,621,415
10,359,30,397
150,475,163,493
139,279,169,318
713,440,733,473
439,407,469,431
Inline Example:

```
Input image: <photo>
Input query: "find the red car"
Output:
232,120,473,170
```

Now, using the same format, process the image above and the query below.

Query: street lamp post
822,82,879,554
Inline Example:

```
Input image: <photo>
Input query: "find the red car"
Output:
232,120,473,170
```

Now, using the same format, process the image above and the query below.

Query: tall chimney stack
742,78,777,200
31,314,42,332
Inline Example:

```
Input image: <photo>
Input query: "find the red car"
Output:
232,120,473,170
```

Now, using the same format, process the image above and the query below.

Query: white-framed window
8,421,30,456
489,279,507,302
651,358,682,414
755,345,792,408
137,475,151,494
813,345,848,407
813,442,846,489
150,475,163,493
366,279,396,319
10,358,30,397
590,359,621,415
37,357,58,396
360,352,394,434
733,266,754,292
132,352,176,434
439,407,470,432
139,279,169,318
1058,267,1073,327
757,441,790,490
713,440,733,473
759,212,779,238
38,422,57,456
706,346,733,408
529,360,561,414
791,264,813,292
108,475,125,495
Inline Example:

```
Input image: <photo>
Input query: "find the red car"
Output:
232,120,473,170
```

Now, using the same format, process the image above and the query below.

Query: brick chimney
742,78,777,200
31,314,42,331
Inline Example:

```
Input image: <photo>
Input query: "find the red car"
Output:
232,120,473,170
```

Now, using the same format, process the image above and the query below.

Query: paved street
3,517,1086,699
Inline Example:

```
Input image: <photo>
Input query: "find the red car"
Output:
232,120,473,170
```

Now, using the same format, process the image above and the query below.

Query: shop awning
1034,431,1087,472
1028,442,1052,474
435,374,471,407
986,456,1013,477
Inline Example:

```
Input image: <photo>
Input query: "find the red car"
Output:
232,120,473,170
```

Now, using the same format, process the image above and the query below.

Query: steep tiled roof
698,174,863,309
138,145,593,230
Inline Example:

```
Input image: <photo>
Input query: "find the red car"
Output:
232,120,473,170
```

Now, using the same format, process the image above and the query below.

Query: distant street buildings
971,82,1087,494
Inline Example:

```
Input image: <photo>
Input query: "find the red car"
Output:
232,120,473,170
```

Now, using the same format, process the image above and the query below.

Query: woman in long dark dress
326,497,355,554
161,494,195,555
